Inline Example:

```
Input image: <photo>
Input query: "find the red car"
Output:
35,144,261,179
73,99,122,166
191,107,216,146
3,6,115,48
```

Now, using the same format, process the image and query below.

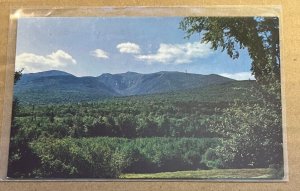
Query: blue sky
15,17,255,80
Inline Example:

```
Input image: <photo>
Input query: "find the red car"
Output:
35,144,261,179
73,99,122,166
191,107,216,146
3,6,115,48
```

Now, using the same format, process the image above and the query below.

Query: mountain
14,70,235,104
97,71,234,96
18,70,74,83
14,71,118,104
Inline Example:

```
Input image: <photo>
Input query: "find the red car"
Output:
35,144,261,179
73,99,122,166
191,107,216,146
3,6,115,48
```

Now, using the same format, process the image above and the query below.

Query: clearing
120,168,275,179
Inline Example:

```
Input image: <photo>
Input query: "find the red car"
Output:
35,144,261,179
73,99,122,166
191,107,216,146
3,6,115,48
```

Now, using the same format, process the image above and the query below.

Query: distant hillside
97,71,234,96
14,70,235,104
138,80,258,103
14,71,118,104
18,70,74,83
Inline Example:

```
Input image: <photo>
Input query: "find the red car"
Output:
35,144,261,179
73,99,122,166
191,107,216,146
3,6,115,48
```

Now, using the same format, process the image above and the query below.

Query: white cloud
91,49,109,59
219,72,255,80
135,42,213,64
16,50,77,73
117,42,141,54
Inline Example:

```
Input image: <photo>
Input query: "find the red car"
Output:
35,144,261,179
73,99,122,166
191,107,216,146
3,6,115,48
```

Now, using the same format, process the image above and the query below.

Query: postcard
7,15,284,180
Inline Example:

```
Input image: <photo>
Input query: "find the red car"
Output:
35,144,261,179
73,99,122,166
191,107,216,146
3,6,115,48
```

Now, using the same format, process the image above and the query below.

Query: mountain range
14,70,235,104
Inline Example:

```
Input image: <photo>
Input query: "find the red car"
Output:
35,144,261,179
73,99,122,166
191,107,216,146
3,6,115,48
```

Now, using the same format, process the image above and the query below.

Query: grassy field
120,168,275,179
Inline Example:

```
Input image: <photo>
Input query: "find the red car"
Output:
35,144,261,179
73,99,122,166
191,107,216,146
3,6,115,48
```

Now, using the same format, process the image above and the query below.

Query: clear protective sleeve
0,6,287,182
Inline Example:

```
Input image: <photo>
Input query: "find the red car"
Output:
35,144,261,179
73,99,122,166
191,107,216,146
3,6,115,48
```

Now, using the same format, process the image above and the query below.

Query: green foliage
180,16,283,171
30,137,129,178
30,137,219,178
209,100,283,168
9,76,283,178
179,17,280,86
9,70,41,178
124,137,218,172
12,81,258,141
14,70,23,85
201,148,222,169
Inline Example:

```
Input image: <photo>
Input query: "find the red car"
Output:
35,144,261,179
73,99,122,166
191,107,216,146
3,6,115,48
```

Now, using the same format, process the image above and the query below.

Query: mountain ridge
14,70,236,104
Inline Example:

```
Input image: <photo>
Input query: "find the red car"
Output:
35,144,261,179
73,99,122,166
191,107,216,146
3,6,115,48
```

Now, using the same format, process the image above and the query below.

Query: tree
11,70,23,119
180,17,283,170
9,71,40,177
14,70,23,84
209,100,282,168
179,17,280,96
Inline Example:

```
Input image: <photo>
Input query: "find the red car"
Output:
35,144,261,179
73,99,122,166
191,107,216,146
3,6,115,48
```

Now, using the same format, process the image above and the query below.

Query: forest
8,80,283,178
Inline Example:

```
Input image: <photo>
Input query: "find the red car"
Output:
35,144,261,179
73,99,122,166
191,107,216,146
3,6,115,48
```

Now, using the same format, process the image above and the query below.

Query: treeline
15,80,258,105
15,100,229,139
30,137,219,178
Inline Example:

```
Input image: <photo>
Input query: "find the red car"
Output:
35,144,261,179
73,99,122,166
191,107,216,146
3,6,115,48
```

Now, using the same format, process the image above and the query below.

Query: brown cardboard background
0,0,299,190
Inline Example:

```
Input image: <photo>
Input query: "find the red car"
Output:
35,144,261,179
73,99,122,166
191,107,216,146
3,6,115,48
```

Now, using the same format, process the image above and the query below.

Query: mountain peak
157,71,178,74
25,70,73,77
125,71,138,74
121,71,140,76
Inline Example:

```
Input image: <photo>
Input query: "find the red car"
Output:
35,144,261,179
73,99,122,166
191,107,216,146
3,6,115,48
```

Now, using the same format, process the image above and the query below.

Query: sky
15,17,255,80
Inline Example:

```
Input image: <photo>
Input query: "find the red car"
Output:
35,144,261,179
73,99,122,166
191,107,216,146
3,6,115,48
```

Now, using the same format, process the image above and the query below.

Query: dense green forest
8,80,283,178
